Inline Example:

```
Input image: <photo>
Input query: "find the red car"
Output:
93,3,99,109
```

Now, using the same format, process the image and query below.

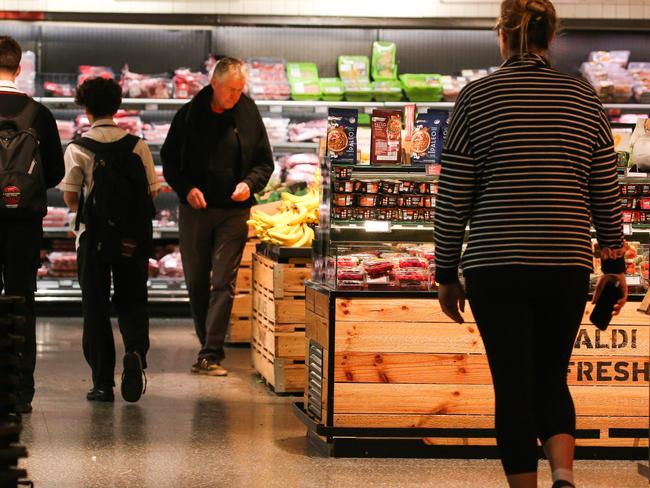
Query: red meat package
371,109,402,165
56,120,75,141
78,66,114,85
121,65,171,99
158,251,184,278
173,69,209,99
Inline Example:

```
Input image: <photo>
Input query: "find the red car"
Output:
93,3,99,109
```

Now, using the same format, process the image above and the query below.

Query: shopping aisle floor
20,318,644,488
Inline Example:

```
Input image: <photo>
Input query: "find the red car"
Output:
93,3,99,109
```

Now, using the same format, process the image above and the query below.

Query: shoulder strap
72,134,140,156
0,98,40,132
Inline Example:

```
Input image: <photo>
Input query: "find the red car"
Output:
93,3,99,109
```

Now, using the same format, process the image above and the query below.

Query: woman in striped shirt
434,1,627,487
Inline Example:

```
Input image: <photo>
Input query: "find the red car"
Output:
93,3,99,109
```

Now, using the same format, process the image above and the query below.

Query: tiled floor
18,318,647,487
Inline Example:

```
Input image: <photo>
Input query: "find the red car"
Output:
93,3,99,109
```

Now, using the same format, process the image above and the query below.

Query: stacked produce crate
0,297,30,487
226,239,258,344
251,252,312,393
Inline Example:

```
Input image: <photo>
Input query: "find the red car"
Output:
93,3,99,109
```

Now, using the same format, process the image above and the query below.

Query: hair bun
526,0,547,14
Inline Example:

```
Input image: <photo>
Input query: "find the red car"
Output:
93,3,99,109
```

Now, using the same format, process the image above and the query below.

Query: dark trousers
0,219,41,404
77,233,150,389
179,204,249,362
464,266,590,475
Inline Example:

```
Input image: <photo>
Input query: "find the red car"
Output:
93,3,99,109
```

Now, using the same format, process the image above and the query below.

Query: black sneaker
121,351,146,403
86,387,114,402
191,358,228,376
552,481,575,488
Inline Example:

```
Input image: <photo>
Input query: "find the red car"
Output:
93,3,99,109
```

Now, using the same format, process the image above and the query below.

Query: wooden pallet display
251,253,311,393
225,240,257,344
304,287,649,449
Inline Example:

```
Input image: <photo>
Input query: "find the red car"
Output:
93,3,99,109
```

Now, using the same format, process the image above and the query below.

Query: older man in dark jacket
161,57,273,376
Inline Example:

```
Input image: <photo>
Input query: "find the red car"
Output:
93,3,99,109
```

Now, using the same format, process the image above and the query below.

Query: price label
60,280,73,287
626,172,648,178
145,104,159,111
269,105,283,114
153,231,162,239
364,107,374,115
623,223,633,236
364,220,391,233
315,106,328,115
151,283,168,290
626,275,642,286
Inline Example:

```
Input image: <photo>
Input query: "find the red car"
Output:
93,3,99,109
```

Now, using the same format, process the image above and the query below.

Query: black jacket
161,86,274,207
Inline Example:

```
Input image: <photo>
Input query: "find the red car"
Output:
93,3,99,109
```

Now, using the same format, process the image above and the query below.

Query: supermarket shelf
36,277,189,303
271,141,319,152
330,223,435,243
38,97,650,112
43,227,180,239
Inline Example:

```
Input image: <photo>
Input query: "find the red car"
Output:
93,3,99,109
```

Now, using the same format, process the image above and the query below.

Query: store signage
364,220,391,233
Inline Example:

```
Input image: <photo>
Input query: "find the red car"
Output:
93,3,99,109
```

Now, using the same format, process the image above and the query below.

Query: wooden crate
251,252,312,393
252,338,306,393
226,294,253,344
305,286,649,449
253,253,312,299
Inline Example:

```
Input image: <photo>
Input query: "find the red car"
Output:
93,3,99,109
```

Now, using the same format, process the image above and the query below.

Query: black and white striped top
434,54,624,284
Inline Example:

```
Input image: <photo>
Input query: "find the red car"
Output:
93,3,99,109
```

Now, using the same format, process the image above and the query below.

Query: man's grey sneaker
121,351,146,402
191,358,228,376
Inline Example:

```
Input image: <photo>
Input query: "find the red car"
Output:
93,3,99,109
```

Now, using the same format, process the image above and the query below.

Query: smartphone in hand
590,281,623,331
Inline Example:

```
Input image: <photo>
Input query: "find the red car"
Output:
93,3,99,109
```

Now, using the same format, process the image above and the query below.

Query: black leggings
465,266,590,475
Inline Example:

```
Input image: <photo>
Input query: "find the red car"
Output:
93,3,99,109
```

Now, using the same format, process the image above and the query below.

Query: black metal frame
25,13,650,32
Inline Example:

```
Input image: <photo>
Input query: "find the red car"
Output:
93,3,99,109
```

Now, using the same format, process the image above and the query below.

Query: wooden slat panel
235,268,252,293
231,293,252,317
240,240,257,267
314,289,330,319
305,286,316,312
333,413,648,431
251,340,306,393
276,298,306,324
572,326,648,356
336,298,467,323
335,322,484,354
226,318,251,343
333,384,648,417
306,309,329,348
276,331,306,359
334,298,648,326
335,322,647,357
334,353,648,386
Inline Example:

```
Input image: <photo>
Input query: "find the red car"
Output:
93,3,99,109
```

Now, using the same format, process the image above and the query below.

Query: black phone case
589,281,622,331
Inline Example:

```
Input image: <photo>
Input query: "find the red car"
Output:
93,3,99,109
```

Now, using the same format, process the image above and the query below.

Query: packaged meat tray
121,65,171,99
363,258,394,277
338,56,370,82
372,81,403,102
286,62,319,82
399,74,443,102
337,268,364,281
371,41,398,82
246,58,288,82
247,81,291,101
337,256,360,267
288,119,326,142
172,68,208,99
395,269,430,290
397,257,428,269
320,78,345,102
343,80,373,102
355,180,380,194
158,251,184,278
47,252,77,272
78,65,115,85
56,120,75,141
353,208,376,221
290,80,321,101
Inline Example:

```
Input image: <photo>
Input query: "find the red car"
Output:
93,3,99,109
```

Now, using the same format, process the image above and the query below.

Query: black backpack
72,135,154,263
0,100,46,218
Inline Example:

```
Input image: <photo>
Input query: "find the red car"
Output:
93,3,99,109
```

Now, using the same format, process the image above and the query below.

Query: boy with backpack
59,77,159,403
0,36,65,414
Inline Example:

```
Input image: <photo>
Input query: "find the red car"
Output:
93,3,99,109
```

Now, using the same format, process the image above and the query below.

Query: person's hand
231,182,251,202
592,273,627,315
186,188,207,209
438,282,466,324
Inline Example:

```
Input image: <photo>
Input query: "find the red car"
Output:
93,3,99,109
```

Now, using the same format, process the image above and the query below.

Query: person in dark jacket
161,57,274,376
0,36,65,413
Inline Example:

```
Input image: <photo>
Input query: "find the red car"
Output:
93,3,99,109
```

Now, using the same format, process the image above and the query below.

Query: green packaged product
320,78,345,101
290,80,321,101
286,62,319,82
372,80,403,102
372,41,397,81
338,55,370,82
400,74,443,102
343,80,373,102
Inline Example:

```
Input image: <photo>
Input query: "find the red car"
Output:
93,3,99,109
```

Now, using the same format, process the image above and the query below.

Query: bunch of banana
247,186,320,247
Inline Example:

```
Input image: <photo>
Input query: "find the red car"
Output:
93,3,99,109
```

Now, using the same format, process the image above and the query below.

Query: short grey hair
212,57,248,82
